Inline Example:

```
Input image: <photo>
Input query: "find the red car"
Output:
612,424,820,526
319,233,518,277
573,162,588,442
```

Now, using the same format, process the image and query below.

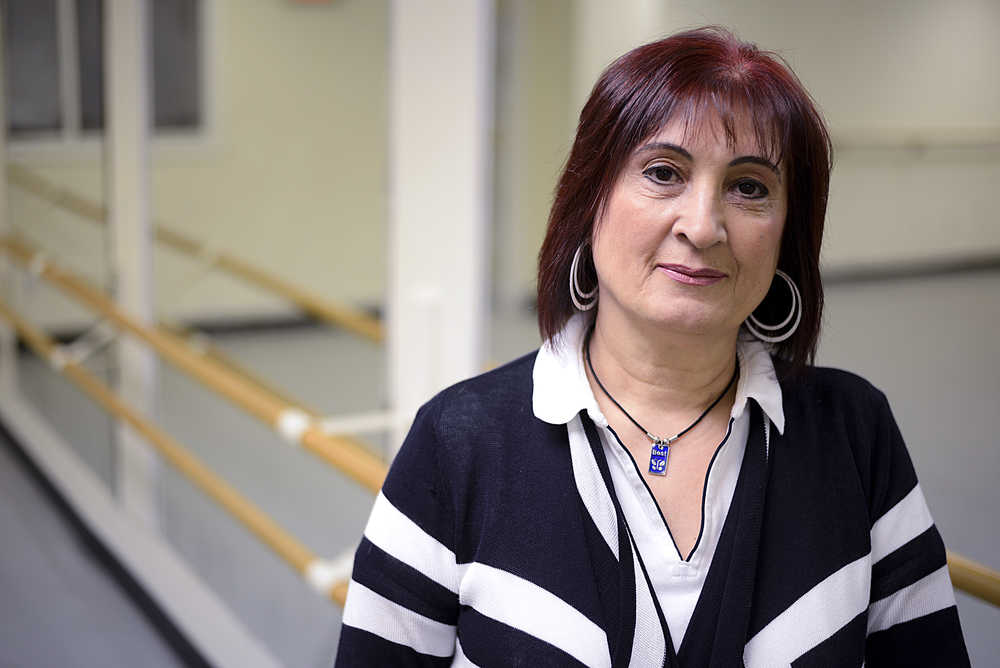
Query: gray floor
0,431,184,668
5,268,999,667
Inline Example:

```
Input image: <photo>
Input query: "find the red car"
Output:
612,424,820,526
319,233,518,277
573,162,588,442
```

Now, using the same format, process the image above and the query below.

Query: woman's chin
633,307,736,339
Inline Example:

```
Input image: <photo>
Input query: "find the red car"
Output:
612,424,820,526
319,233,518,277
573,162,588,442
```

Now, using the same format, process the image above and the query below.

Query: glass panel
4,0,62,136
6,133,113,486
17,343,116,489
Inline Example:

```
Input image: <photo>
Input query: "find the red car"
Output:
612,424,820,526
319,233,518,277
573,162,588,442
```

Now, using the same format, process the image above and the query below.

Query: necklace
585,339,738,476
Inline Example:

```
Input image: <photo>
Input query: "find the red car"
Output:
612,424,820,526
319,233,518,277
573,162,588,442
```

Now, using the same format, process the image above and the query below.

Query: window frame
6,0,218,165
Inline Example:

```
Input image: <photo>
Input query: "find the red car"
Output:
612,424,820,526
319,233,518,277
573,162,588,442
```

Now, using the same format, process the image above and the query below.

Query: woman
336,27,969,667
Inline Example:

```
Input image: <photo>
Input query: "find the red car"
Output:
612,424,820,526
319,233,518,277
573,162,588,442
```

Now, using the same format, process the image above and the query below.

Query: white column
105,0,159,528
387,0,495,451
571,0,667,121
0,9,15,394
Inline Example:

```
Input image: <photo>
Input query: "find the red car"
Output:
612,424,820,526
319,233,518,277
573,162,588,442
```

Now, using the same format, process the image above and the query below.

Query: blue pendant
648,441,669,476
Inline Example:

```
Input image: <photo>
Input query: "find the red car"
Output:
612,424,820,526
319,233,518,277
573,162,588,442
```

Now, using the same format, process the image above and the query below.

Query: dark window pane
5,0,201,137
76,0,103,131
152,0,200,129
76,0,201,132
4,0,62,136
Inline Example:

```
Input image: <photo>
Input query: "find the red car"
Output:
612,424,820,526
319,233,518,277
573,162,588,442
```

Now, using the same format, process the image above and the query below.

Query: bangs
622,68,794,175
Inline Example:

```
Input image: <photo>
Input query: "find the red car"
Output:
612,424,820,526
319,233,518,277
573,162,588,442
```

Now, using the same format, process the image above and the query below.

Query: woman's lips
658,263,727,286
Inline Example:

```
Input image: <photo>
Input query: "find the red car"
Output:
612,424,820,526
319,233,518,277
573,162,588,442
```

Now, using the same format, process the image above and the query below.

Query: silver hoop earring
745,269,802,343
569,243,597,311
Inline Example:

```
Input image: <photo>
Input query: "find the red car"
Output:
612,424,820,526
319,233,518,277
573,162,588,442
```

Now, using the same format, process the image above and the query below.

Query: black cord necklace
585,337,738,476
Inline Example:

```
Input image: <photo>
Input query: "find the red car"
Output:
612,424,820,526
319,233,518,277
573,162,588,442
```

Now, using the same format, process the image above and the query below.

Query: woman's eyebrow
729,155,781,180
635,144,780,179
635,141,692,159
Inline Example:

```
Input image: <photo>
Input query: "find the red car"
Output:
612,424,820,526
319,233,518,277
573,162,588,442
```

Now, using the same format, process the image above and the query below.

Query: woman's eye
735,179,768,199
643,165,678,184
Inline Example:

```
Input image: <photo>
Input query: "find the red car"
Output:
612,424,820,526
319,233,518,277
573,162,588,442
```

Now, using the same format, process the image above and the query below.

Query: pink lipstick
658,263,727,286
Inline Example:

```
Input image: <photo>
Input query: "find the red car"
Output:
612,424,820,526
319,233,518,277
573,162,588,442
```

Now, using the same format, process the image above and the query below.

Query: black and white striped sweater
335,351,968,667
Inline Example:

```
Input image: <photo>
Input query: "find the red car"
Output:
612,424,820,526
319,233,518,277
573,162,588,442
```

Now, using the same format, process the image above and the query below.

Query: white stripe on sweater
342,580,456,657
743,553,871,667
568,416,619,559
871,484,934,564
868,565,956,635
459,562,611,668
363,492,462,593
628,533,667,667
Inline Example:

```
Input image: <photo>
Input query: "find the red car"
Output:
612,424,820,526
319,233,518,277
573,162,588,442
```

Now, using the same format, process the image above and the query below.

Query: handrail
947,550,1000,607
6,163,384,343
0,297,350,606
0,235,388,494
162,321,391,441
159,320,325,418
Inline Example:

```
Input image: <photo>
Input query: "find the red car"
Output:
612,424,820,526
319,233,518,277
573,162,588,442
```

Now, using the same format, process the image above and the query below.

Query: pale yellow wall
8,0,388,328
502,0,1000,297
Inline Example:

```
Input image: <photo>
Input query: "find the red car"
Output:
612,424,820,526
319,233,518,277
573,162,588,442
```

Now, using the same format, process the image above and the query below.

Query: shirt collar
532,313,785,434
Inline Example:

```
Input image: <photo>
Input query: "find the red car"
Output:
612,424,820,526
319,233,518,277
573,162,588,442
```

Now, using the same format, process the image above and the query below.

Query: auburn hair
536,26,831,374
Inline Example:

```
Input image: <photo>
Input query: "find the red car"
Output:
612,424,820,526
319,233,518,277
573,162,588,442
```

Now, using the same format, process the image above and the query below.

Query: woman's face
591,114,787,339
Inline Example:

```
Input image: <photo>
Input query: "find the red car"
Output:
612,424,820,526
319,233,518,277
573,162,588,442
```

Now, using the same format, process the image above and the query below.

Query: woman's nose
671,182,727,248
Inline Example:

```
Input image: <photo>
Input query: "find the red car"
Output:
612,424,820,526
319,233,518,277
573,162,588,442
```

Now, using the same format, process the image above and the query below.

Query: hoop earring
745,269,802,343
569,243,597,311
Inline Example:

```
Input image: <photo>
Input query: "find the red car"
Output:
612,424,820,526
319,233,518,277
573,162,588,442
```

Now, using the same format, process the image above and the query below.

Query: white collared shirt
532,314,785,653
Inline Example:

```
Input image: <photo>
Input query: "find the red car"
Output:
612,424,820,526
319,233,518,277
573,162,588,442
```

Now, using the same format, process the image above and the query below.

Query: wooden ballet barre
159,320,326,418
947,550,1000,608
0,298,351,606
0,235,388,495
6,164,384,344
161,322,389,441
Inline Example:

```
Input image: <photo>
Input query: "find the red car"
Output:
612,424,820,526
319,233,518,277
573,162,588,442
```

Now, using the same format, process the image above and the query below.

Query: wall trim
820,254,1000,285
